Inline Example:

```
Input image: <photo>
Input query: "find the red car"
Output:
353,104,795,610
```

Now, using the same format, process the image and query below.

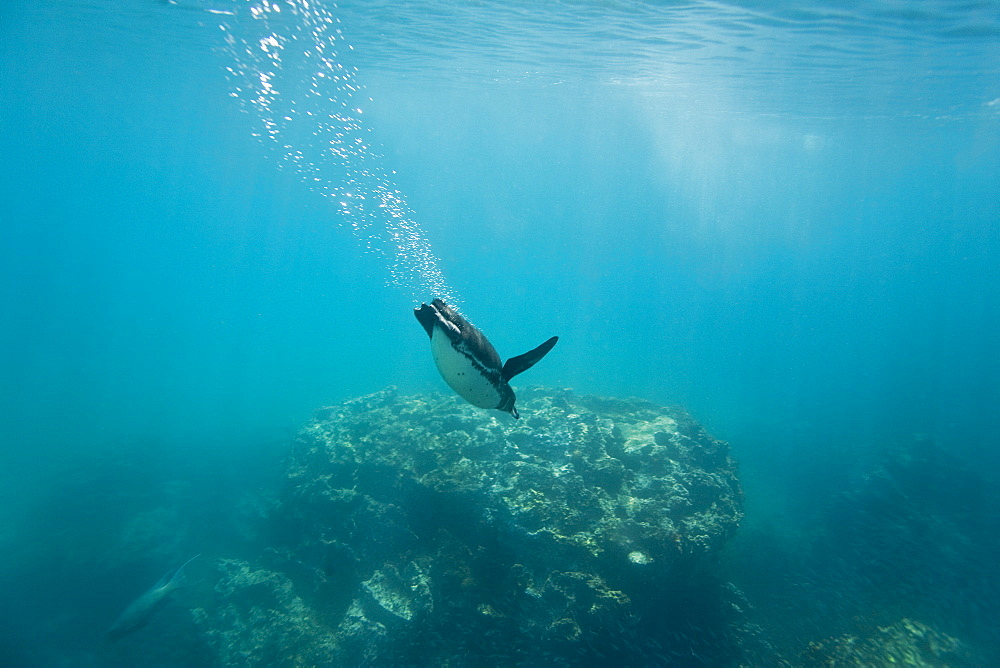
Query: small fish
107,554,200,640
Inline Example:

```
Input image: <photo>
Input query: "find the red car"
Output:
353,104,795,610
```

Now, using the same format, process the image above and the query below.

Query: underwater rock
194,387,744,664
192,558,342,665
361,560,433,622
800,618,971,667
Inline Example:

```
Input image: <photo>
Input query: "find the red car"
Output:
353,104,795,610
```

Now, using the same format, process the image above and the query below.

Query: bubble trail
216,0,456,304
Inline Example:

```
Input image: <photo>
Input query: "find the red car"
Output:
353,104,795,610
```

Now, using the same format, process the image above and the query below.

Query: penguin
414,298,558,419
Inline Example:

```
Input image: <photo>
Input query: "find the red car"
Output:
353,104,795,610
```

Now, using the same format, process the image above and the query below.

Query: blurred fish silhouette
107,554,200,640
415,298,558,418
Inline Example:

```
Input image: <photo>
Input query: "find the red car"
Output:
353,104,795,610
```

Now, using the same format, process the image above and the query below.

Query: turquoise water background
2,0,999,663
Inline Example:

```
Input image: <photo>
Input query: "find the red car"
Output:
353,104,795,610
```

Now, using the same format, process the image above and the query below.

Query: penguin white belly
430,327,502,409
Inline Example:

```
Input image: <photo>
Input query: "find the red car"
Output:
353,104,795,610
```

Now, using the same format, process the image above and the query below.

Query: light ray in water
216,0,456,304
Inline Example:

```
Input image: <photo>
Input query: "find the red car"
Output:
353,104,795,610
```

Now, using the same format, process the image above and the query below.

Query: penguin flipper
502,336,558,381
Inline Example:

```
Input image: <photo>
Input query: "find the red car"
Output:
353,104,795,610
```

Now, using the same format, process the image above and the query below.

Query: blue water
2,0,999,664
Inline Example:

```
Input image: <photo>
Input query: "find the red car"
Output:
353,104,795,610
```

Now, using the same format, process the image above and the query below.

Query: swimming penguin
414,299,558,419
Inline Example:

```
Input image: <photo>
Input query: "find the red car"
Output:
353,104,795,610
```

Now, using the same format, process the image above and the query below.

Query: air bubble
218,0,455,304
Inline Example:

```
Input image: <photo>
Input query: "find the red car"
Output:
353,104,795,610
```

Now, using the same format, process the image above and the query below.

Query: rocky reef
193,387,748,664
801,618,969,666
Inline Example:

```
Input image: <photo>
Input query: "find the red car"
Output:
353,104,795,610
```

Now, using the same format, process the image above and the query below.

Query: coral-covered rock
194,387,744,664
